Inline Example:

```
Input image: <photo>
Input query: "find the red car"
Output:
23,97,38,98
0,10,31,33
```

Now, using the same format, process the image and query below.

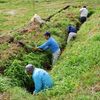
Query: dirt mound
43,62,52,70
66,13,76,21
18,22,40,34
0,93,10,100
17,41,33,52
0,35,14,44
0,41,33,62
91,82,100,92
0,67,5,74
0,43,20,61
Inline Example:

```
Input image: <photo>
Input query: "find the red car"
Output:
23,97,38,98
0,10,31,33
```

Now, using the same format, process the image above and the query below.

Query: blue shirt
67,26,77,33
32,68,53,94
38,37,60,53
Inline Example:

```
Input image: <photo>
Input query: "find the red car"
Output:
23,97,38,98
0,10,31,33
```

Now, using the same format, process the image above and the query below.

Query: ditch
0,5,94,94
24,8,94,94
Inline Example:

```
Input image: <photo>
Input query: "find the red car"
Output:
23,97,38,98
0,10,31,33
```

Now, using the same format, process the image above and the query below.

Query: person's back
33,68,53,94
37,32,60,65
67,25,77,34
80,7,88,17
80,6,88,23
67,25,77,43
38,37,59,54
47,37,59,53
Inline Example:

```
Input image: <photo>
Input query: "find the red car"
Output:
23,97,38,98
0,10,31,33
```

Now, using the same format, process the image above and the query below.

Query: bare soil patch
0,93,10,100
91,82,100,92
0,35,14,44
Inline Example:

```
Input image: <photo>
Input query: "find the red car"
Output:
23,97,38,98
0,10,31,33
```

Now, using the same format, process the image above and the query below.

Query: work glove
32,47,38,51
33,47,43,52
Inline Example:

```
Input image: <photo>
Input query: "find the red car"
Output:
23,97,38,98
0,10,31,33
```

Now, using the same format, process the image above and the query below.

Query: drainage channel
1,5,94,94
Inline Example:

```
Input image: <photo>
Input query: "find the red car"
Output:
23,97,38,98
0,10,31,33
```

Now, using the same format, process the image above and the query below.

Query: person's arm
33,47,43,51
43,46,49,50
38,41,49,50
67,26,70,33
33,75,42,94
80,8,83,13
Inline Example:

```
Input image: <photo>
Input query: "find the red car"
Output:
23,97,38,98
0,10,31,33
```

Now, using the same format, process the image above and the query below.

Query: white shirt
80,8,88,17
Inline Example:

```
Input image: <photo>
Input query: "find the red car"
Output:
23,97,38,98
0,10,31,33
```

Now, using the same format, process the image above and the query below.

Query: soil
0,43,20,61
43,62,52,70
92,82,100,92
0,67,5,74
18,22,40,34
0,35,14,44
0,93,10,100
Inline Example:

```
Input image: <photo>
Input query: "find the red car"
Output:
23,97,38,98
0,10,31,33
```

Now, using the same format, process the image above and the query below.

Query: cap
44,32,51,36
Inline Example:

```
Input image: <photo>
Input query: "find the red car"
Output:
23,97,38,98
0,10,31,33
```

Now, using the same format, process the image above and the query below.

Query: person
67,24,77,43
35,32,60,65
80,6,88,23
25,64,53,95
30,14,45,26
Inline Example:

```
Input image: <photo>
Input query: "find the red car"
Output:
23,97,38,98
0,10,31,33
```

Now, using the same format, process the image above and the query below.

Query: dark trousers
80,17,87,24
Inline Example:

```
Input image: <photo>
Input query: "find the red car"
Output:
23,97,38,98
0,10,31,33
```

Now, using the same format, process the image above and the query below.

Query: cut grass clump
8,87,35,100
0,76,12,92
4,59,34,93
4,51,52,93
49,27,62,37
4,59,29,86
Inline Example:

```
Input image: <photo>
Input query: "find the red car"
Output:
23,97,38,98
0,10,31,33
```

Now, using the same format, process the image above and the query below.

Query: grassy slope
0,0,70,68
46,12,100,100
34,5,100,100
9,12,100,100
0,0,100,100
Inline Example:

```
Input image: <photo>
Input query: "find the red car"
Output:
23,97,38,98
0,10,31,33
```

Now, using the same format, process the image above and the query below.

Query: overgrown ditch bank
0,5,94,94
24,6,94,93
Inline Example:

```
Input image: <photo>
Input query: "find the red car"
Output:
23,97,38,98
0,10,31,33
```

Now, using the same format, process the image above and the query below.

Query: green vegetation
0,76,12,92
0,0,100,100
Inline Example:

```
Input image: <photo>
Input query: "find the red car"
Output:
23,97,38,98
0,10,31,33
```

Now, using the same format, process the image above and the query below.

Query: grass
0,0,100,100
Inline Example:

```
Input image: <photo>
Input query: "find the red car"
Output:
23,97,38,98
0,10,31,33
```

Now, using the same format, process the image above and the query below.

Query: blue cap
44,32,51,36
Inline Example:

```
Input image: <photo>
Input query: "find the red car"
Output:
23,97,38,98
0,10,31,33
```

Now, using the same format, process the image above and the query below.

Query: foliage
0,76,12,92
4,59,28,86
0,0,100,100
